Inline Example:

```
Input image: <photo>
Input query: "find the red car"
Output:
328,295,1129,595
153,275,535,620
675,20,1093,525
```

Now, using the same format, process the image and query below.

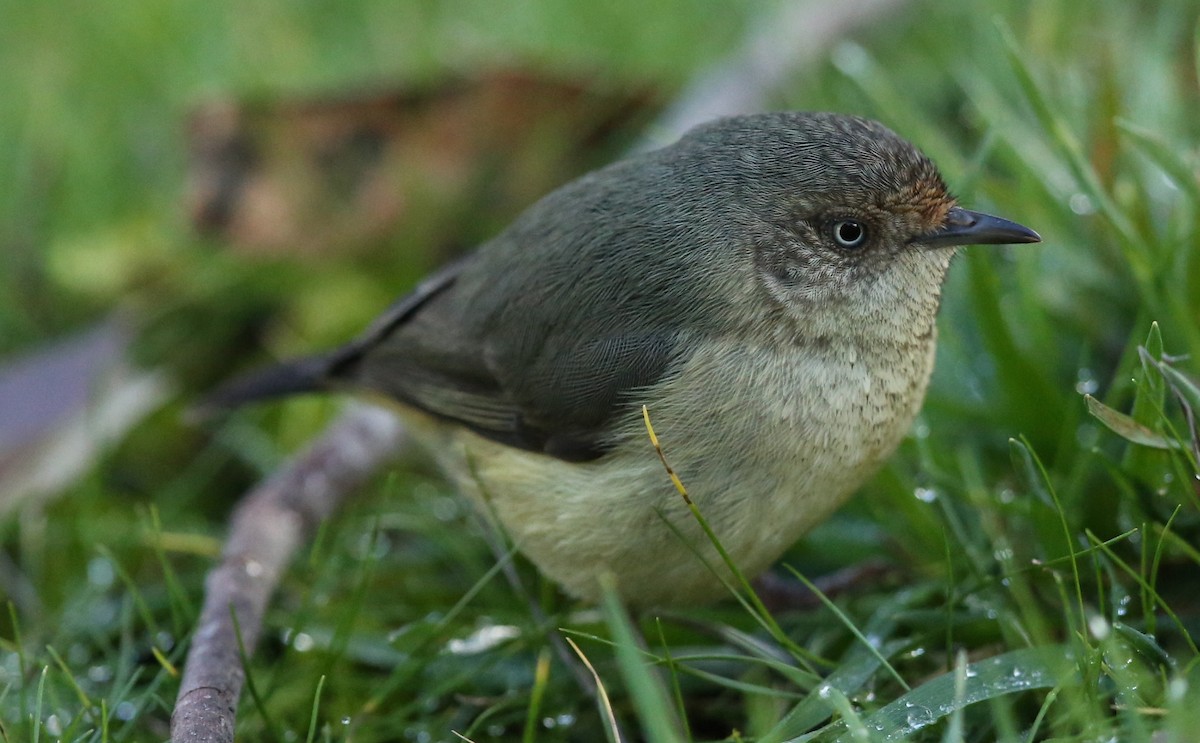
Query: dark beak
914,206,1041,248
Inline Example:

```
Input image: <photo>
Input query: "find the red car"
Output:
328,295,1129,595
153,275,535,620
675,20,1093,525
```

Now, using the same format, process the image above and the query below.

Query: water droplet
1115,594,1133,617
87,557,116,588
428,494,459,522
1168,677,1188,701
244,560,264,578
1069,193,1096,215
115,701,137,721
556,713,576,727
1088,614,1110,639
88,665,113,683
818,684,833,699
914,487,938,503
487,724,505,736
907,647,926,658
292,632,315,652
905,707,933,729
1075,368,1099,395
913,420,931,439
156,631,175,651
45,714,64,736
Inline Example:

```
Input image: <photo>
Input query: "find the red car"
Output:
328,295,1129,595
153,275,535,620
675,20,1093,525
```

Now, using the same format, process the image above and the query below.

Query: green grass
2,0,1199,740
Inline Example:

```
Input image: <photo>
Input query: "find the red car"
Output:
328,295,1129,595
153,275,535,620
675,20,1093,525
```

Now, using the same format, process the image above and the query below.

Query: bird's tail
191,354,335,418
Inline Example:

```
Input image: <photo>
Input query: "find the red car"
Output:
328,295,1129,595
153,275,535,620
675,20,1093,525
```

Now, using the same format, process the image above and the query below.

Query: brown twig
170,405,405,743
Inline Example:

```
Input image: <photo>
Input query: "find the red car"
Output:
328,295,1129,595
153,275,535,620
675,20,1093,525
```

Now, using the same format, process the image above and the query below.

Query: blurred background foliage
1,0,1198,740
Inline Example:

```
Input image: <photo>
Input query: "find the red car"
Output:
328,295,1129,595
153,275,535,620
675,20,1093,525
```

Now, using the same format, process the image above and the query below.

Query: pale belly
404,337,935,606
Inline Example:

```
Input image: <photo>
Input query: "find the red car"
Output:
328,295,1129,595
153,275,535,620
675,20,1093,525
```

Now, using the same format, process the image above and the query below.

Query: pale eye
831,219,867,249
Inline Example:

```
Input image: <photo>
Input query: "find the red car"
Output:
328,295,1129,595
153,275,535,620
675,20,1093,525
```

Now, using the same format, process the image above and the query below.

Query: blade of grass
1085,394,1181,450
304,675,326,743
1084,530,1200,659
782,567,909,691
599,578,687,743
835,645,1071,742
654,618,692,742
642,405,819,670
521,646,552,743
564,637,620,743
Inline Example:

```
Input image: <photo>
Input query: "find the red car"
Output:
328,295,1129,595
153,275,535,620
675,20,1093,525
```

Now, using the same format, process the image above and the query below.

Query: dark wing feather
338,311,680,460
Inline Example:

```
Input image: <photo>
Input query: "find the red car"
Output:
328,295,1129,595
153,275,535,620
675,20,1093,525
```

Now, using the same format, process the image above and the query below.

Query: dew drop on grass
88,664,113,683
292,632,315,652
905,706,934,728
87,556,116,588
1075,368,1099,395
487,724,505,737
431,495,460,522
1088,614,1111,639
1069,193,1096,215
1168,677,1188,701
1116,594,1133,617
556,713,576,727
342,716,352,725
115,701,137,721
914,487,938,503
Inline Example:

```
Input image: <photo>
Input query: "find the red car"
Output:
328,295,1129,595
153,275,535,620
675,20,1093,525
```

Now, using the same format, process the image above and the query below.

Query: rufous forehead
882,175,955,228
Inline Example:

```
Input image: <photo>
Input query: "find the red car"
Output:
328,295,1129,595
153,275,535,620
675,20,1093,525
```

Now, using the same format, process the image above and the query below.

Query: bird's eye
831,219,868,249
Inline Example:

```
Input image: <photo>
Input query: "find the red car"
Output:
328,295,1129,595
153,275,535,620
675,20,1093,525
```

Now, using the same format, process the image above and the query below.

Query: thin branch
170,405,405,743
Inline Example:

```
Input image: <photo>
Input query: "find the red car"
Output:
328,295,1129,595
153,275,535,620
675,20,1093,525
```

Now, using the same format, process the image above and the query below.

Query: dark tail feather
190,354,334,420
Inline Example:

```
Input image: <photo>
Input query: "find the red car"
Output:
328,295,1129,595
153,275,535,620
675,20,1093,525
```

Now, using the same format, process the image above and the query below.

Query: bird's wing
338,305,680,460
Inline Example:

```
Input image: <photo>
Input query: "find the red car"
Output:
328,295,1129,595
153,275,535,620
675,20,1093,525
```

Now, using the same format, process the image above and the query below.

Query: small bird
209,112,1040,607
